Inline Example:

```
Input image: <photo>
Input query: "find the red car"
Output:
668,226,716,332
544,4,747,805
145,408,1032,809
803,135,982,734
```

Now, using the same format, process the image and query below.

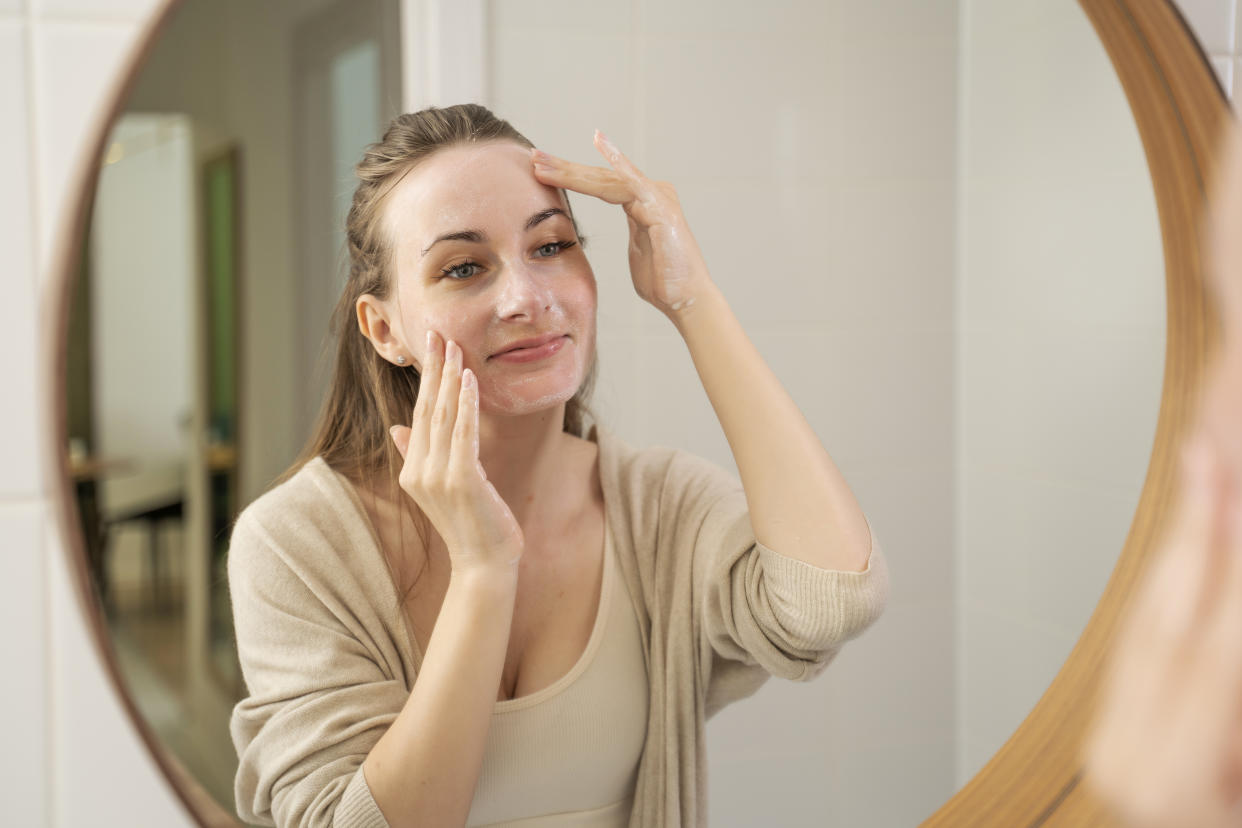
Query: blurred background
65,0,401,808
3,0,1239,825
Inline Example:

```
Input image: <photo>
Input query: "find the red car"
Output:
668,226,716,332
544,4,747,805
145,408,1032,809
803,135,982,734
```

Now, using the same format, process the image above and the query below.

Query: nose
495,260,552,321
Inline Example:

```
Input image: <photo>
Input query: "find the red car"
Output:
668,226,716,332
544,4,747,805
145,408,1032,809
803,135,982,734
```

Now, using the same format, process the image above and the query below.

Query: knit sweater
228,424,890,827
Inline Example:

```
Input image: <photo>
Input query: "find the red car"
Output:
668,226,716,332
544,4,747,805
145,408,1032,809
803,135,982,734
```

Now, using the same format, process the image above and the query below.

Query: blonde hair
277,104,597,601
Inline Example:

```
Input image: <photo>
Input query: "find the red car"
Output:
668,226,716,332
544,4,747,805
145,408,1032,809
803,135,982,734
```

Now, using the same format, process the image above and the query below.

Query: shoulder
592,425,742,526
227,457,370,582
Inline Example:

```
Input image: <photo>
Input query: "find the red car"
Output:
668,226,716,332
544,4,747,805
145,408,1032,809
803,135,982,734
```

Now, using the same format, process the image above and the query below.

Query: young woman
228,104,888,828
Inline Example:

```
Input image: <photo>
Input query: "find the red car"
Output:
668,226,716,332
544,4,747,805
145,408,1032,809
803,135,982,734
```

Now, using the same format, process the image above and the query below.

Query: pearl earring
396,355,407,365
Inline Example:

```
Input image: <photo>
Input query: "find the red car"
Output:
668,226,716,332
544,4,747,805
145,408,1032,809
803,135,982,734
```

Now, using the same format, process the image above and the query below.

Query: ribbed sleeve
596,430,890,827
228,474,409,828
754,529,889,657
668,447,890,709
334,767,389,828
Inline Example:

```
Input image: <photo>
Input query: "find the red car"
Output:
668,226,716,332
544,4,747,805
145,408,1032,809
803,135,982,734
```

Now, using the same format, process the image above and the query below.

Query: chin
480,373,584,418
479,338,593,418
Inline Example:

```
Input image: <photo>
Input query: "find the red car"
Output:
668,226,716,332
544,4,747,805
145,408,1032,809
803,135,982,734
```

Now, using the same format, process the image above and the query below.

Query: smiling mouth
490,333,567,357
490,335,570,363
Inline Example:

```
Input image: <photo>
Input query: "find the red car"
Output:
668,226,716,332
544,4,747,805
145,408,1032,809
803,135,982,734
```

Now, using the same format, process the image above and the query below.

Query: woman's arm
533,136,871,572
365,332,527,826
665,282,871,573
362,567,518,828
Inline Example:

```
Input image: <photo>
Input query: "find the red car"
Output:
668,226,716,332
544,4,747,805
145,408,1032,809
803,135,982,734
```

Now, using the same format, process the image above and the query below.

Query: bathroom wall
0,0,1235,826
1,0,197,821
486,2,959,825
1180,0,1242,96
954,0,1240,786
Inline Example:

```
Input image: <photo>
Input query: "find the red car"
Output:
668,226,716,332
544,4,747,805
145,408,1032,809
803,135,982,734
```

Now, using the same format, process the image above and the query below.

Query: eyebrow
420,208,570,257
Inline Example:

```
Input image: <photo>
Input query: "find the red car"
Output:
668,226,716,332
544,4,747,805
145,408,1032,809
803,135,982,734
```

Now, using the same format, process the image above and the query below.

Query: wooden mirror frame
928,0,1232,824
38,0,1231,824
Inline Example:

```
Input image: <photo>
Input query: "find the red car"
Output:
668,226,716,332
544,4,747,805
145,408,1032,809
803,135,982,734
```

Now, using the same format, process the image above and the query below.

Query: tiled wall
1180,0,1241,95
489,2,959,825
3,2,198,826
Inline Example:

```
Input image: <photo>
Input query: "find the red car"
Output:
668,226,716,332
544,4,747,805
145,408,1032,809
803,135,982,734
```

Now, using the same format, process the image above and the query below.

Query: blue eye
441,260,482,280
535,240,576,258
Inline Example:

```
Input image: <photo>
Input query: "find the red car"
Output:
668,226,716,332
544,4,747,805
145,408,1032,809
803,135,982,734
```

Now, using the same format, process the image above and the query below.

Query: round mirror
54,0,1214,824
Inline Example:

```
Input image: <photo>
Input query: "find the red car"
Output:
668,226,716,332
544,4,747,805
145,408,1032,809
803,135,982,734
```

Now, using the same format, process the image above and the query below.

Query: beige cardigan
228,425,890,827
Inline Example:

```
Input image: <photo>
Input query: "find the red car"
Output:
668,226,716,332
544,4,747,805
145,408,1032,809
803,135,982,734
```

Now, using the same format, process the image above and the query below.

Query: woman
1083,121,1242,828
228,104,889,828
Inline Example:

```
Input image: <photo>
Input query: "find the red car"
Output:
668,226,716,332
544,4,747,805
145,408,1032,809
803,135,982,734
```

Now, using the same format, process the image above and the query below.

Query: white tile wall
492,2,958,825
1177,0,1237,54
4,0,196,824
1212,54,1234,94
31,21,139,269
0,501,48,828
0,20,41,501
1237,0,1242,54
1178,0,1240,103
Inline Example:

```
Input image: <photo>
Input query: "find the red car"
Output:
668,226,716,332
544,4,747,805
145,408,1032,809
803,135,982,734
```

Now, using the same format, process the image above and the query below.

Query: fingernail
463,368,475,388
532,148,550,161
426,330,434,351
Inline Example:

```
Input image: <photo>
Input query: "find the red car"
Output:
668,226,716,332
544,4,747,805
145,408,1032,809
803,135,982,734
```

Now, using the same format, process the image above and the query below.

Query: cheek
562,271,598,322
413,308,488,365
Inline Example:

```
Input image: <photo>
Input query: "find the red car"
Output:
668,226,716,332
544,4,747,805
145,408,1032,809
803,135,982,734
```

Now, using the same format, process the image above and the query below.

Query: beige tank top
454,514,650,827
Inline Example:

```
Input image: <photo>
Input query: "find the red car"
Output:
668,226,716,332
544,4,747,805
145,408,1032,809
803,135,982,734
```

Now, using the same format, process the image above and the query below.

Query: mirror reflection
68,0,404,813
65,0,1165,824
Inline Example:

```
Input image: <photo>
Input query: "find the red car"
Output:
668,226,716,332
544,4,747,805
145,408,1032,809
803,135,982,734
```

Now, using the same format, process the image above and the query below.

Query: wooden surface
923,0,1230,824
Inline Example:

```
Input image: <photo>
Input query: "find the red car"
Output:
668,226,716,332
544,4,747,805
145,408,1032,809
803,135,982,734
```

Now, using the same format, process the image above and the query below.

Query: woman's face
377,140,597,417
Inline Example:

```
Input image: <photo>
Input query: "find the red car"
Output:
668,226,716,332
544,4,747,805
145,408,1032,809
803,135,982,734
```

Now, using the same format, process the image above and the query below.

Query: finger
410,330,444,462
449,368,478,480
531,150,633,204
429,339,463,465
593,130,649,187
389,425,410,459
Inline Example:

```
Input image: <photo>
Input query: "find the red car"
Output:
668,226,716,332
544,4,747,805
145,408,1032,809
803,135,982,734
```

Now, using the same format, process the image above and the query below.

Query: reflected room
62,0,1178,824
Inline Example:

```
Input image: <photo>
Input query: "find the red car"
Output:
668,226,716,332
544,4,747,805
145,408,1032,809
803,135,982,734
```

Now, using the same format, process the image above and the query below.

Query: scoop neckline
310,426,612,712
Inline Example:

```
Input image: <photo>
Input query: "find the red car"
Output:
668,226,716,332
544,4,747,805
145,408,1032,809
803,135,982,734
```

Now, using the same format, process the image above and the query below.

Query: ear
356,293,417,369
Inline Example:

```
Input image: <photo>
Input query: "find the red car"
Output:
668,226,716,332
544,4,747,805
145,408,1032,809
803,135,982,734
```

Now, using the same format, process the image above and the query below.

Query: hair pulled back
276,104,597,599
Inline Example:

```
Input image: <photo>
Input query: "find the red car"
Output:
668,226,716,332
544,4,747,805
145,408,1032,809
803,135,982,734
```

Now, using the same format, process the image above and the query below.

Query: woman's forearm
362,566,517,827
669,283,872,572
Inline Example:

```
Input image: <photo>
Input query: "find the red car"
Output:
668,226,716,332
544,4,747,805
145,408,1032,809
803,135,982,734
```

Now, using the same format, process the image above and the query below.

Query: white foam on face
378,141,600,421
478,335,593,417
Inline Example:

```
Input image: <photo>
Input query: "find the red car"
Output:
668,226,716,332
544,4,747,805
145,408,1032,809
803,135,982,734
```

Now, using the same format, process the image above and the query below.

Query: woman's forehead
387,141,564,241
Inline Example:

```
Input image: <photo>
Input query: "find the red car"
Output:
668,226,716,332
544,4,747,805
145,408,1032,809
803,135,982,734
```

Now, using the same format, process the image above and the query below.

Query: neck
477,404,572,528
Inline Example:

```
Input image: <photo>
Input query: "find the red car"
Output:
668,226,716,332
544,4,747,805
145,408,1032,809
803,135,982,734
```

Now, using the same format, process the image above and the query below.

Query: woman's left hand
531,132,713,316
1083,435,1242,827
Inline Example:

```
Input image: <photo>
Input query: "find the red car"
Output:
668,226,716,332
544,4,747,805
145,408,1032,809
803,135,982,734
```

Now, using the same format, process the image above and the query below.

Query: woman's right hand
389,331,525,575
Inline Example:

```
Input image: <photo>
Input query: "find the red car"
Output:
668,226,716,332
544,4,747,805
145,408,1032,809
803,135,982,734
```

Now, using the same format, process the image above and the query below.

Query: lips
492,333,566,357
